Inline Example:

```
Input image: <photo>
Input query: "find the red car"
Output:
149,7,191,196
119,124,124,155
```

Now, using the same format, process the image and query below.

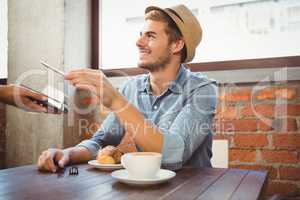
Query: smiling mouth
139,52,150,59
140,52,151,58
139,49,151,54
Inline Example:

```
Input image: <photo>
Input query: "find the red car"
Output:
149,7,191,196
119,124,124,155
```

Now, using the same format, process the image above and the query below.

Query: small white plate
111,169,176,186
88,160,123,171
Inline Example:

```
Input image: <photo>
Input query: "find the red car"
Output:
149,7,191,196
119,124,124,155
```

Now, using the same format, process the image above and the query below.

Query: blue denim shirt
77,64,218,170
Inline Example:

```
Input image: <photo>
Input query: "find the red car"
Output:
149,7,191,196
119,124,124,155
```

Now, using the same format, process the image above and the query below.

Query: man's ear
171,38,185,54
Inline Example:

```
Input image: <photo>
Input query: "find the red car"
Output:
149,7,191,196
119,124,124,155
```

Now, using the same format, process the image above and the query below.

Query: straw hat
145,4,202,63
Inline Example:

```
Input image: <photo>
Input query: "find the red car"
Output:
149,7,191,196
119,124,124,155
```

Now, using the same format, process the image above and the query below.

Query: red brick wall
214,81,300,198
0,102,6,169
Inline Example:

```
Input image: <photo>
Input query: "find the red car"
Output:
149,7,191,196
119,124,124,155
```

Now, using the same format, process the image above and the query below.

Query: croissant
96,137,138,164
97,154,115,164
96,145,123,164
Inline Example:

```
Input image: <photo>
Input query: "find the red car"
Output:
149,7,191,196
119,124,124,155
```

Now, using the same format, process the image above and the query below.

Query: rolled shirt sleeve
160,82,217,169
76,112,125,159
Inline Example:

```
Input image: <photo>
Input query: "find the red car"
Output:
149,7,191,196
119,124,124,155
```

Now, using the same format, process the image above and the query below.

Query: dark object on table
69,166,79,175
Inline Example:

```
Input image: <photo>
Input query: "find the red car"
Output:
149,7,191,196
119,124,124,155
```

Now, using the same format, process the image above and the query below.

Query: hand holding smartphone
21,84,68,114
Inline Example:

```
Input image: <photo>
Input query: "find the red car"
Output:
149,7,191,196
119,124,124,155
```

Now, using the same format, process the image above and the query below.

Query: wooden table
0,164,267,200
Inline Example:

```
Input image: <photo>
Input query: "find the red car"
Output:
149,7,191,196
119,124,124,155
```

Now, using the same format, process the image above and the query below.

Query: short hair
145,10,187,63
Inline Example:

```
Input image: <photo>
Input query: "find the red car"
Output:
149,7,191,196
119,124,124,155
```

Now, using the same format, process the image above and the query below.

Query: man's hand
64,69,124,110
37,148,70,173
117,132,137,153
0,84,47,113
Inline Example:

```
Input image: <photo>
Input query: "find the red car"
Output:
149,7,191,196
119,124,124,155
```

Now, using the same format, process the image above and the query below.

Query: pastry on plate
96,134,138,164
97,154,115,164
96,145,123,164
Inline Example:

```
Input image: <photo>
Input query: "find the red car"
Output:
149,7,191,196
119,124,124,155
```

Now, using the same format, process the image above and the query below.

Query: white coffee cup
121,152,162,179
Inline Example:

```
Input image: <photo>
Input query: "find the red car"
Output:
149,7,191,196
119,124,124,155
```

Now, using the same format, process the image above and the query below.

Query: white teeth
139,49,150,54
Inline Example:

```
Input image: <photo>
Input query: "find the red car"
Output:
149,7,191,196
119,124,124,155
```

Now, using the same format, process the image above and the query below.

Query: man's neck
149,62,181,96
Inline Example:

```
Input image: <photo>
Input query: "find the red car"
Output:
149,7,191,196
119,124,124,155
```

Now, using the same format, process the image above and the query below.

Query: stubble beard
138,49,172,72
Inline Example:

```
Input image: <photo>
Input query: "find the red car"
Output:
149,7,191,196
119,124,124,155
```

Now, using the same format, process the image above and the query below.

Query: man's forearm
110,94,163,153
0,85,9,103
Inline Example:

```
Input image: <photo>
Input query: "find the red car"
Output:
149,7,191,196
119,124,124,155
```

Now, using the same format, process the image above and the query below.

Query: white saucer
111,169,176,186
88,160,123,171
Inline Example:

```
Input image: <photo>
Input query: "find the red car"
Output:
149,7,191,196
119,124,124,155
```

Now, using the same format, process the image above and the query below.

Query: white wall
0,0,8,78
64,0,91,71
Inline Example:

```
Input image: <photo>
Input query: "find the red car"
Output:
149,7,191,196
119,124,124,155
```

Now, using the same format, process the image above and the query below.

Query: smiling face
136,20,173,72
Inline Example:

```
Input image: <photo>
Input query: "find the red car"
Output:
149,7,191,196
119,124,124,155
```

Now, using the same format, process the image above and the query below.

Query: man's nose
136,35,145,48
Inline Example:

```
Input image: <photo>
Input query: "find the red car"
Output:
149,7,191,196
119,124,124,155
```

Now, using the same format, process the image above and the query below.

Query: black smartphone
20,84,68,114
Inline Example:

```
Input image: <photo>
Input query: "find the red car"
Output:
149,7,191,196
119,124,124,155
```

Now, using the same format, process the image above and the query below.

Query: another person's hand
37,148,71,173
64,69,122,109
0,84,47,112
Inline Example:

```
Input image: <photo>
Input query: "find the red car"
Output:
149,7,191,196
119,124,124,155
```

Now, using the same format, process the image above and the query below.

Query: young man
0,84,48,112
37,4,217,172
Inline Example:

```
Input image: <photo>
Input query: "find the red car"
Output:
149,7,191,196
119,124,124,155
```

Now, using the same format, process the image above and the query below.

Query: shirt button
153,105,158,110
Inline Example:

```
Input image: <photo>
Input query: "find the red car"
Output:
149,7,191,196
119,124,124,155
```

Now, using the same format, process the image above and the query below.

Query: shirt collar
137,75,150,93
138,64,188,94
168,64,187,94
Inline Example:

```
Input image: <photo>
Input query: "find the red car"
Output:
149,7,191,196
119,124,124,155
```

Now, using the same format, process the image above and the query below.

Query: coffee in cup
121,152,162,179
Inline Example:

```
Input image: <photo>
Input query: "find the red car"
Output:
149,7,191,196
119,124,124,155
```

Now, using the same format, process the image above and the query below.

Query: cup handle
121,155,127,169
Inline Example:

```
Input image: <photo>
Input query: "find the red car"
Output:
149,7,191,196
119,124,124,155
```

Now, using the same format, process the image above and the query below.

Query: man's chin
137,57,169,72
138,62,150,70
137,62,155,71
